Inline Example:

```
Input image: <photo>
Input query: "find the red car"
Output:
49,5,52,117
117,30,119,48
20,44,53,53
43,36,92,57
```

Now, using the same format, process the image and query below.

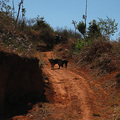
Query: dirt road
11,51,117,120
11,51,96,120
41,51,94,120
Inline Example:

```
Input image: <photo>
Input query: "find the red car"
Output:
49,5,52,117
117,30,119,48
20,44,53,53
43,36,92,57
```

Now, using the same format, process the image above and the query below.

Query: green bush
75,39,84,50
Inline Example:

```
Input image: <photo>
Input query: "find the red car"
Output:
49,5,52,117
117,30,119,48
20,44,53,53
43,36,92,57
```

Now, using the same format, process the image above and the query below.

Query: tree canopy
98,16,118,38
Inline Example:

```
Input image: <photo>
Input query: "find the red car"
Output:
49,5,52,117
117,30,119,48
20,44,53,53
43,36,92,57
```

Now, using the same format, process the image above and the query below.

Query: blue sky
13,0,120,39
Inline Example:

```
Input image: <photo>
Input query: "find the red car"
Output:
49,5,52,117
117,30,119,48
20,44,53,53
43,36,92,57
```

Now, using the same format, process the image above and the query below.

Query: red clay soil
11,51,119,120
42,51,94,120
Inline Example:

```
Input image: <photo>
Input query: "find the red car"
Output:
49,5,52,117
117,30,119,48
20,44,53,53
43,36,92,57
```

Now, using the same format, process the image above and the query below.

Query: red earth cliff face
0,51,45,116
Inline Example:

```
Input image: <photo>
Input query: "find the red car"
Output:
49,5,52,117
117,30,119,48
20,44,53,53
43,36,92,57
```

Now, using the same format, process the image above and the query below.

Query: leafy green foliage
77,21,86,35
32,16,51,31
75,39,84,51
87,19,101,39
74,20,101,53
75,38,93,53
98,16,118,37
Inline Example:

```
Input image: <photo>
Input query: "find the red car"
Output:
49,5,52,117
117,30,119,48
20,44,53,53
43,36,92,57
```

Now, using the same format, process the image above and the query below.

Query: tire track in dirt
44,68,93,120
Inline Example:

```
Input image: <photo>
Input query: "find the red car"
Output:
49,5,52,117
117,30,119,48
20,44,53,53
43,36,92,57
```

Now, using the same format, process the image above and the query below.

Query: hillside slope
4,51,120,120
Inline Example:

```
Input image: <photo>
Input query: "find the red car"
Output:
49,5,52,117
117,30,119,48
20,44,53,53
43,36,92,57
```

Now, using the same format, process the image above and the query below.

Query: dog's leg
58,65,60,69
51,64,54,70
65,62,68,68
61,63,63,67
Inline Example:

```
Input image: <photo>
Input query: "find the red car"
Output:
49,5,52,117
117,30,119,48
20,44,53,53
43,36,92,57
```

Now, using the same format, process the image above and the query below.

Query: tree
32,16,51,30
83,0,87,33
12,0,15,18
98,16,118,38
87,19,101,39
72,20,77,37
0,0,11,14
16,0,25,23
77,21,86,36
22,1,26,22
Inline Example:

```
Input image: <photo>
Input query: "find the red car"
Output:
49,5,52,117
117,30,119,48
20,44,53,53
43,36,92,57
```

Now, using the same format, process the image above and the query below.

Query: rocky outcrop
0,51,45,115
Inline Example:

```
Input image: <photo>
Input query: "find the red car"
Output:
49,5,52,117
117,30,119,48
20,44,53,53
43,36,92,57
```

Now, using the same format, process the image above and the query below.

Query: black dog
48,59,62,69
61,60,69,68
48,59,69,69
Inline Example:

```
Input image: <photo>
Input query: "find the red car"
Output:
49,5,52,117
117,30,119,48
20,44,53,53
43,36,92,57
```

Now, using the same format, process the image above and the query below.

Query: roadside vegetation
0,1,80,56
74,18,120,75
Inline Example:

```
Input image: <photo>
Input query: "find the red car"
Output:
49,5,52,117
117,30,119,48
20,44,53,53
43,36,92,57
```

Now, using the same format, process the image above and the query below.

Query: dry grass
73,38,120,75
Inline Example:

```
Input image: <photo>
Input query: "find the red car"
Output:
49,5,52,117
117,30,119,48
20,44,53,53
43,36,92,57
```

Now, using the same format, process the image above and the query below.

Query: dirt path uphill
41,51,94,120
